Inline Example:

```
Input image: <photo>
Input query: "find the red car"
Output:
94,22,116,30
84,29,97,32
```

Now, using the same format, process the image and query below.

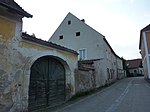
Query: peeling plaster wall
0,12,23,112
0,16,16,40
75,69,96,93
0,13,78,112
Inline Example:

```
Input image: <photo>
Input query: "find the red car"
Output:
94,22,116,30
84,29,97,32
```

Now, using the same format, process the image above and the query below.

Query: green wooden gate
28,56,65,111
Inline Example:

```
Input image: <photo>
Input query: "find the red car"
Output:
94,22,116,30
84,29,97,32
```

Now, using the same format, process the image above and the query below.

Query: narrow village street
1,1,150,112
52,77,150,112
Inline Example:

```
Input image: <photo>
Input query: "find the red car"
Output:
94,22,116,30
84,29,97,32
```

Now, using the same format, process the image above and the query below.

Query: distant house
139,24,150,79
126,59,144,77
49,12,125,87
0,1,78,112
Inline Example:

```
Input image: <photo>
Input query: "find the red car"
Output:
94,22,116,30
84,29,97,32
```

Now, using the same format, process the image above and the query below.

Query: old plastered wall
75,59,107,93
0,14,20,112
0,14,78,111
93,60,107,87
75,69,96,93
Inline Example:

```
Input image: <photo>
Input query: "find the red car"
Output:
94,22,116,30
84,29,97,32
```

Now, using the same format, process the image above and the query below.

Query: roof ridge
67,12,105,37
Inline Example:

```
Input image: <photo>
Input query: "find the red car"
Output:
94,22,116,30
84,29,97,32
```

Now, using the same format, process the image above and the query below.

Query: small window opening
59,35,63,40
76,32,80,36
68,20,71,25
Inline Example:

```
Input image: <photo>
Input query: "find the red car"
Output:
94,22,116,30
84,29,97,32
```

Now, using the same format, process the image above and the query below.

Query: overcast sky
15,0,150,60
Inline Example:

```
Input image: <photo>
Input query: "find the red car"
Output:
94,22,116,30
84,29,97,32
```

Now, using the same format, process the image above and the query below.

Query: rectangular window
76,32,80,37
59,35,63,40
78,49,87,60
68,20,71,25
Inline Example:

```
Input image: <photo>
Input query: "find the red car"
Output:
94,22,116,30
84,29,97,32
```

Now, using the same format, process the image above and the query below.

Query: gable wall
50,13,105,60
49,13,125,85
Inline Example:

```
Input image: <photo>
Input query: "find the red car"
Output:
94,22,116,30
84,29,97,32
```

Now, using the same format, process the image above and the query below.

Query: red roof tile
126,59,142,69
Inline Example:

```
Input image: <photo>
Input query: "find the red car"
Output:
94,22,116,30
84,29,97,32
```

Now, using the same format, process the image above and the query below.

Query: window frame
78,48,87,60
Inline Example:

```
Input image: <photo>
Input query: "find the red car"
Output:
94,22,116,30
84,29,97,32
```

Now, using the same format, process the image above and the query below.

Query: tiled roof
126,59,142,69
139,24,150,49
0,0,32,18
21,33,78,55
78,59,102,71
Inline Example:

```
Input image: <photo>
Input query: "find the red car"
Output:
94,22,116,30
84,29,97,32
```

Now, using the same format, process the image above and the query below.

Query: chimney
81,19,85,22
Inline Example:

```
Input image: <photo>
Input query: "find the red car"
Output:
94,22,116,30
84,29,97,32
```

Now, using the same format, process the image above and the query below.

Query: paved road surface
52,77,150,112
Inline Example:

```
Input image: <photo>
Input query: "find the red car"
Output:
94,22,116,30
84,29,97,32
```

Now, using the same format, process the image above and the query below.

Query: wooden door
28,56,65,111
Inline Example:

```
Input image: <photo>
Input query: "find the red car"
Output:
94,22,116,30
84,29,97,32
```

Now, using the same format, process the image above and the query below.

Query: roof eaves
103,37,122,59
139,24,150,49
21,33,78,55
0,1,32,18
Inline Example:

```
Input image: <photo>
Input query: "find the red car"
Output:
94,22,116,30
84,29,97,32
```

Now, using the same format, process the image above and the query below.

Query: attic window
68,20,71,25
76,32,80,37
59,35,63,40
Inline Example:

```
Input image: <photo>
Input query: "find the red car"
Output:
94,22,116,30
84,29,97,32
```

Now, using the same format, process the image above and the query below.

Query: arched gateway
28,56,66,111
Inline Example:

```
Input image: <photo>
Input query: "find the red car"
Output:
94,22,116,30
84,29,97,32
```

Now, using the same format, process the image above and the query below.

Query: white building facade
139,24,150,78
49,13,105,60
49,12,125,86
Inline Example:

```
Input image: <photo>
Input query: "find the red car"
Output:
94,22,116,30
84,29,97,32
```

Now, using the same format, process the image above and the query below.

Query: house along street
52,77,150,112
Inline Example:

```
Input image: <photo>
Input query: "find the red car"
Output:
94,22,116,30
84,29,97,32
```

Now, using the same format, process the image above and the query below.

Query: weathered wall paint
19,40,77,61
0,13,78,112
0,16,16,41
0,37,78,112
75,69,95,93
18,41,78,111
19,41,52,51
58,50,77,61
